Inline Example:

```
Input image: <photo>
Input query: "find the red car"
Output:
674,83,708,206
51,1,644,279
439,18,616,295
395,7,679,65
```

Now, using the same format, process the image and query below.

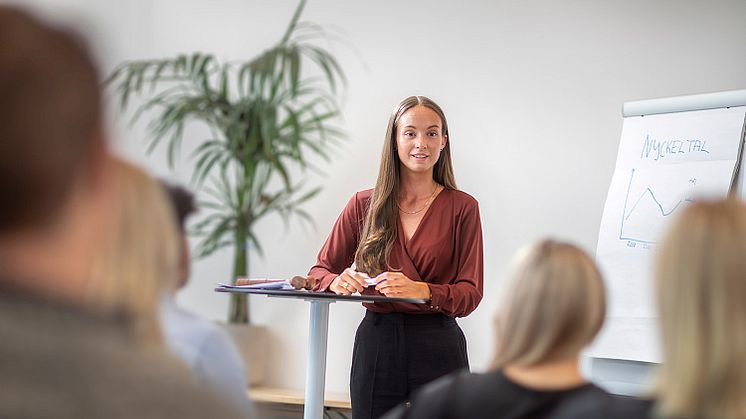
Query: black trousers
350,310,469,419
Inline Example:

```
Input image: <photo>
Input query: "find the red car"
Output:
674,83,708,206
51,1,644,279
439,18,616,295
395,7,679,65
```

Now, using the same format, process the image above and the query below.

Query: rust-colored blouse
308,188,483,317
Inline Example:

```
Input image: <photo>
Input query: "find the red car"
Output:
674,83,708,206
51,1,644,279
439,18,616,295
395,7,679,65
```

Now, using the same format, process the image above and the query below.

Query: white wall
10,0,746,395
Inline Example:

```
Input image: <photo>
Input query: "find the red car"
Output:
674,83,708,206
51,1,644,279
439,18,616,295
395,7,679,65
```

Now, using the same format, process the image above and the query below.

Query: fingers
374,272,422,298
374,279,390,293
377,271,407,282
332,269,366,295
331,275,352,295
333,270,414,296
374,272,405,291
377,284,404,297
343,268,366,293
372,272,388,286
375,277,401,295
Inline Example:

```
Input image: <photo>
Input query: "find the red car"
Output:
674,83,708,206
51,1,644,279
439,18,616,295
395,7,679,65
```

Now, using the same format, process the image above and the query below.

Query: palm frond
106,0,348,265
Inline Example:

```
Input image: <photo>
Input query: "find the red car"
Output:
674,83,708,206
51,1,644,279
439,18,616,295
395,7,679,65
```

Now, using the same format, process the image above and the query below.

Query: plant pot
222,323,269,387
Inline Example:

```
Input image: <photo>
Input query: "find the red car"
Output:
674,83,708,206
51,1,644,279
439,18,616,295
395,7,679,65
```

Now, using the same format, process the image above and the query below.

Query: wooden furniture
250,386,351,418
250,386,351,408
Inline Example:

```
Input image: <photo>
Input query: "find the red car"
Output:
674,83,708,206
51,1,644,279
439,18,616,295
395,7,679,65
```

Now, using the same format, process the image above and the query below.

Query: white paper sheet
591,106,746,362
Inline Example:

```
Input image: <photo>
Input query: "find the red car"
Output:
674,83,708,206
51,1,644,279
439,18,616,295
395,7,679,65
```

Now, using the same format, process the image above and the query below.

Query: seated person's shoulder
606,395,654,419
110,348,247,419
0,298,247,419
548,386,652,419
381,370,492,419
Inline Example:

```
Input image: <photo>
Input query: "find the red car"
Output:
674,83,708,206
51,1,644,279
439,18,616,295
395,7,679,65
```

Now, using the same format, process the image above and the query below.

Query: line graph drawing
619,169,695,244
594,105,745,362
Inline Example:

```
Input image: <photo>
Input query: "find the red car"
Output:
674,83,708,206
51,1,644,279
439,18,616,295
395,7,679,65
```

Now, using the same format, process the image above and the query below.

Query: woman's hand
374,272,431,299
330,268,367,295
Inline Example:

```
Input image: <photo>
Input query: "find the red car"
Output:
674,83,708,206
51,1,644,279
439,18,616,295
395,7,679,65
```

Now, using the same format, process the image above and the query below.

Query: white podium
215,286,426,419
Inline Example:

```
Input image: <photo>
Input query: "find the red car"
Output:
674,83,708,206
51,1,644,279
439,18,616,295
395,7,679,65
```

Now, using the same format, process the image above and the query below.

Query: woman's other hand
374,272,431,299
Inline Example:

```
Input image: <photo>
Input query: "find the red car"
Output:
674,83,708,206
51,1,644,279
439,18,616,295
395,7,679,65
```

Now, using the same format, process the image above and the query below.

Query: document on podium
217,279,294,290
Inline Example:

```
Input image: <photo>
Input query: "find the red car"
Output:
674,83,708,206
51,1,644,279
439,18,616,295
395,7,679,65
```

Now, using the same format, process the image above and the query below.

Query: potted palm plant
107,0,345,324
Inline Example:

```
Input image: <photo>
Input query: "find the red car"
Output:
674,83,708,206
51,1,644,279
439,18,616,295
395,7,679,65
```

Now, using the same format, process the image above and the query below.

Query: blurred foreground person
384,240,644,419
160,182,255,416
653,199,746,419
0,7,244,418
88,159,182,347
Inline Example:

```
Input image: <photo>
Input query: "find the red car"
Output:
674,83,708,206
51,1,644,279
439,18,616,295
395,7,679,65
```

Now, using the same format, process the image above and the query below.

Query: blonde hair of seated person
88,159,180,346
655,199,746,419
491,239,606,368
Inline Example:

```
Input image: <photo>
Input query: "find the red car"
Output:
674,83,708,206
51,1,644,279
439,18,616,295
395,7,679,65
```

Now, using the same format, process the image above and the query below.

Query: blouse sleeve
427,201,484,317
308,193,362,291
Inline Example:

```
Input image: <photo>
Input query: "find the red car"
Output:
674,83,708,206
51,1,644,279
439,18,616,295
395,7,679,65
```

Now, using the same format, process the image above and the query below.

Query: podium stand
215,287,426,419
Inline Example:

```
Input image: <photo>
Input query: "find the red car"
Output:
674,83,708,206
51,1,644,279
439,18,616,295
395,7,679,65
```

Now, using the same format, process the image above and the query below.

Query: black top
381,369,652,419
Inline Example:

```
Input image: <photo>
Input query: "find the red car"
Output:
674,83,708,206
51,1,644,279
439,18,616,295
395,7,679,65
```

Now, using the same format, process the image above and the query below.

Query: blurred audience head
161,182,197,289
89,159,181,346
0,6,112,304
491,239,606,368
0,6,104,235
656,199,746,418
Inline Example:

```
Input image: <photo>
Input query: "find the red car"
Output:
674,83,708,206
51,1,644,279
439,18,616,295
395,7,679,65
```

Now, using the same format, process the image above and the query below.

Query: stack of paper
218,279,294,290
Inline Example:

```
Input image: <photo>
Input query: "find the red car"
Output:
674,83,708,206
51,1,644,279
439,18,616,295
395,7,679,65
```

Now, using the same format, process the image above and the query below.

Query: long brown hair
354,96,457,276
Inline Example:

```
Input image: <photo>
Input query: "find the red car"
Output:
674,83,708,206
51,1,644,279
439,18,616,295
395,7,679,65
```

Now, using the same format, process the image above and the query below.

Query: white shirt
160,296,255,417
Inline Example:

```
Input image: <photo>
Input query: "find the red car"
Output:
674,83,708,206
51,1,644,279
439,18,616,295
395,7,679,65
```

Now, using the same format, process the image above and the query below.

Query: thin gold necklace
397,184,440,215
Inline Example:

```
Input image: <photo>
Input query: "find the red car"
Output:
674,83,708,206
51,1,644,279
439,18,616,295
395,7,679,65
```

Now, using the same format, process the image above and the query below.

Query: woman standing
308,96,484,419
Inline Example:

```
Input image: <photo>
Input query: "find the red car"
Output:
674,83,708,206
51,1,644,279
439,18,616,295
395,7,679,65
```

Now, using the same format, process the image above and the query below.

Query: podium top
214,286,427,304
